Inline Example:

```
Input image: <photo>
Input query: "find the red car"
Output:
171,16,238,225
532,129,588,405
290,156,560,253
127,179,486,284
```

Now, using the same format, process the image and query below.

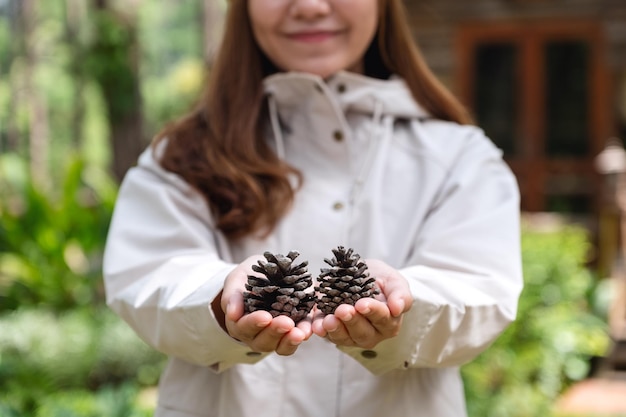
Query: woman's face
248,0,379,78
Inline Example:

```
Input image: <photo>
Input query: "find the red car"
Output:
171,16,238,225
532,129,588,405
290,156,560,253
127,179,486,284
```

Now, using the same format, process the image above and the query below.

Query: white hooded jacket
103,71,523,417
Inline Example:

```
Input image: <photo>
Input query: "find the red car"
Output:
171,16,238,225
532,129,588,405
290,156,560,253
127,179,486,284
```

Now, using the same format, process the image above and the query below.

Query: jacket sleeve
103,147,270,372
340,129,523,375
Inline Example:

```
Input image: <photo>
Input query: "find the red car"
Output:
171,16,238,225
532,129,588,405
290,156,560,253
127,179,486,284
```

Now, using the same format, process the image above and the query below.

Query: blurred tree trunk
202,0,224,65
21,0,50,189
90,0,144,182
64,0,86,148
4,71,20,154
4,0,21,154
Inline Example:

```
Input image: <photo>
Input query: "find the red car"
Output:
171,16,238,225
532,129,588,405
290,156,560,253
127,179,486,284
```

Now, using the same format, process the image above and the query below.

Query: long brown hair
154,0,472,240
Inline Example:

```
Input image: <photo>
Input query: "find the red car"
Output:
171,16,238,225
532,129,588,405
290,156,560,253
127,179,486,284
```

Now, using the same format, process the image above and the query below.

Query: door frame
455,20,612,213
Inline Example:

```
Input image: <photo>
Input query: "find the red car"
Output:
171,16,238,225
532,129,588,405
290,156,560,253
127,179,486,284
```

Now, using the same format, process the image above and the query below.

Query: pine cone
243,250,316,323
315,246,380,315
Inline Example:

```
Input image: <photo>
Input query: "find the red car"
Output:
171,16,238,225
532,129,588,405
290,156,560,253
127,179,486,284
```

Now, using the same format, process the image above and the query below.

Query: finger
311,319,326,337
275,327,307,356
295,317,313,341
355,299,401,338
388,296,409,318
221,255,264,313
323,314,355,346
355,299,390,325
227,310,272,342
248,315,295,352
335,304,377,348
311,310,327,337
225,293,245,322
382,283,412,317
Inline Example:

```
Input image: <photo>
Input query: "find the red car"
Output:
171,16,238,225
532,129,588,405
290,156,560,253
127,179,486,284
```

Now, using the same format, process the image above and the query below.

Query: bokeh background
1,0,625,416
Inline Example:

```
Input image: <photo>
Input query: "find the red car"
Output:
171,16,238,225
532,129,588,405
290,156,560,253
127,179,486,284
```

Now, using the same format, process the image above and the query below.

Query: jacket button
361,350,377,359
246,351,262,357
332,202,344,211
337,83,346,93
333,130,344,142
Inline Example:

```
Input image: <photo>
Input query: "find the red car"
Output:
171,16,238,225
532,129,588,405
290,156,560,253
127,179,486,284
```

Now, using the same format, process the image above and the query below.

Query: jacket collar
262,71,430,120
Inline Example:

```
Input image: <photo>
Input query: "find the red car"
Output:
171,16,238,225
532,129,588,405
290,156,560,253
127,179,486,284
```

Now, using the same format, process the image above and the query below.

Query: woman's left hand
311,259,413,349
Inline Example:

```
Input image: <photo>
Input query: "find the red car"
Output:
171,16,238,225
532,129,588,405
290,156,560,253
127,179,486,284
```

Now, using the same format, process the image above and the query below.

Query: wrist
211,290,227,332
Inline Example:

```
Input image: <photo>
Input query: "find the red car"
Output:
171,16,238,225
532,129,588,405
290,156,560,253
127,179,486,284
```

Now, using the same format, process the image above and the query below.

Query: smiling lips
287,30,340,43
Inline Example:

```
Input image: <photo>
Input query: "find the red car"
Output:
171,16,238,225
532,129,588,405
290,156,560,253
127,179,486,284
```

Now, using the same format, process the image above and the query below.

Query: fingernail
342,313,353,322
276,327,289,334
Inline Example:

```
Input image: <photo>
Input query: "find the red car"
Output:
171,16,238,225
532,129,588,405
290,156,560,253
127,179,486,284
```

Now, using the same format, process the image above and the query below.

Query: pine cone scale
243,251,316,323
315,246,381,315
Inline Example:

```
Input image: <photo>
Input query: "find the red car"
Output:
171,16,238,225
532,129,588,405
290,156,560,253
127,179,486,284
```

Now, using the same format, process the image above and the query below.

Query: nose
290,0,331,19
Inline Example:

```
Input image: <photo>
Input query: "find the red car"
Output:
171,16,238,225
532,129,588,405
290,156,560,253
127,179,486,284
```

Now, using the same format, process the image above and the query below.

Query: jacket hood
263,71,430,120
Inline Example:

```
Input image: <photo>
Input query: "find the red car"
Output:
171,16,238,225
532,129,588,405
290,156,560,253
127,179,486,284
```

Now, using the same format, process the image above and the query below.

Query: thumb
226,292,245,321
383,281,412,318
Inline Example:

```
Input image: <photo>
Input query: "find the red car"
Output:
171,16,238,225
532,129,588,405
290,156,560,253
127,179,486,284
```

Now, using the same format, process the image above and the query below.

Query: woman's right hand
214,255,313,356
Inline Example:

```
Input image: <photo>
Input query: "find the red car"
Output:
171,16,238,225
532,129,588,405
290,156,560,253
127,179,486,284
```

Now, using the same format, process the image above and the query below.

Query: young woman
103,0,523,416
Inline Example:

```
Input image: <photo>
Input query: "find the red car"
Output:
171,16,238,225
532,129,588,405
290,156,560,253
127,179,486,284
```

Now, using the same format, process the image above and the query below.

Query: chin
297,67,343,79
287,60,349,79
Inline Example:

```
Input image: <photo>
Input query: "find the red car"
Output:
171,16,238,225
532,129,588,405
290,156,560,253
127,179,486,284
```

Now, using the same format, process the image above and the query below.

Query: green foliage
86,9,139,123
462,225,610,417
138,0,204,76
138,1,206,135
0,2,613,416
0,3,207,413
0,384,154,417
0,0,206,158
0,154,117,311
0,18,11,73
34,384,153,417
142,57,205,134
0,308,165,416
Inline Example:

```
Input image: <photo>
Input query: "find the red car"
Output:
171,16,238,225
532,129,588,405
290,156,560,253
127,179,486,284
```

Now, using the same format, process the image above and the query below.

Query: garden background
0,1,615,416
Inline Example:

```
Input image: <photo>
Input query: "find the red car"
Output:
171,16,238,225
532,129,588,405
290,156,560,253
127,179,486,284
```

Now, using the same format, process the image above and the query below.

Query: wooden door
456,21,611,215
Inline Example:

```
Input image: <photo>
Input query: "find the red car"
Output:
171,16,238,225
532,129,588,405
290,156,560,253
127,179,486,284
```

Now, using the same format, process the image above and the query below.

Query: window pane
545,41,590,157
546,195,591,214
474,43,519,156
545,173,592,214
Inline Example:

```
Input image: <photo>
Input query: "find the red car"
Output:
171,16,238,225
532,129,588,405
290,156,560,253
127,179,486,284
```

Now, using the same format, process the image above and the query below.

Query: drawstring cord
268,91,394,210
268,94,286,160
349,99,392,206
